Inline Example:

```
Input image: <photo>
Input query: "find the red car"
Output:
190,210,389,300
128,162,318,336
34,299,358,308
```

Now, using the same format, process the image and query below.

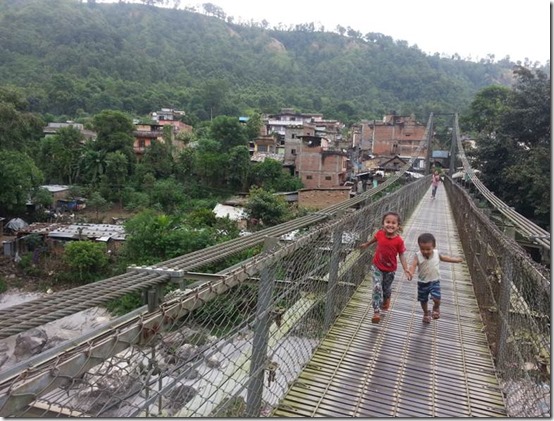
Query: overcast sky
173,0,551,64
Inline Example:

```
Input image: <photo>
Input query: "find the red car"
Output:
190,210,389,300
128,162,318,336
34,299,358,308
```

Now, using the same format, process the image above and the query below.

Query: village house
43,122,97,142
264,108,324,142
3,223,126,258
133,108,193,159
283,124,316,169
294,135,349,189
249,134,282,163
352,113,427,171
133,123,165,157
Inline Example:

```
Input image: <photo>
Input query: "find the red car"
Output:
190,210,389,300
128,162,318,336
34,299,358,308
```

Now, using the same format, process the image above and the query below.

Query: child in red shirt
359,211,412,323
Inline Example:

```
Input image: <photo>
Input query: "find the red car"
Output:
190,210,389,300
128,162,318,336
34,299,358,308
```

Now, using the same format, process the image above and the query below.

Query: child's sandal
422,312,431,323
432,310,440,320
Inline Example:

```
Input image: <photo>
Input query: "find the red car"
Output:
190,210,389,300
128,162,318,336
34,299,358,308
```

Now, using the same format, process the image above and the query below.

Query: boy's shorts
417,280,441,302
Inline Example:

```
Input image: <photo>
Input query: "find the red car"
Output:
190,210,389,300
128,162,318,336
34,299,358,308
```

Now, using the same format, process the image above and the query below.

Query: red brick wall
370,124,426,157
298,188,351,210
297,146,347,188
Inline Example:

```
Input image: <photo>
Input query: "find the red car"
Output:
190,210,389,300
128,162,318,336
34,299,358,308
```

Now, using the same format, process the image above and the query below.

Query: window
258,145,267,152
306,175,313,180
291,149,296,155
325,176,332,180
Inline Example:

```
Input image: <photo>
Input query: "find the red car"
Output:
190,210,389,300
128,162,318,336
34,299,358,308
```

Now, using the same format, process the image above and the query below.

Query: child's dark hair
418,233,436,247
382,211,402,225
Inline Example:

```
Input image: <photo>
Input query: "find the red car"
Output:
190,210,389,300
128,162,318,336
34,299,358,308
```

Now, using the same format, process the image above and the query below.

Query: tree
92,110,134,141
142,140,173,179
148,178,187,214
464,66,551,229
0,89,44,153
122,210,216,264
250,158,303,192
460,85,511,136
87,191,110,221
0,150,44,214
209,115,248,149
244,187,290,227
501,66,550,148
38,127,84,184
104,151,129,206
244,113,263,141
78,143,108,187
227,145,250,191
194,138,228,187
91,110,135,172
31,187,54,208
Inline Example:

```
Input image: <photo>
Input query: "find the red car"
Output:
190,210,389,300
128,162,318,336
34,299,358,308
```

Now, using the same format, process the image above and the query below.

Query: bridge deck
273,186,507,417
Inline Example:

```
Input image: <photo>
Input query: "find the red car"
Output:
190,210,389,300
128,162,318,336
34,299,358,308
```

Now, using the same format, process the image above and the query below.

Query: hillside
0,0,524,122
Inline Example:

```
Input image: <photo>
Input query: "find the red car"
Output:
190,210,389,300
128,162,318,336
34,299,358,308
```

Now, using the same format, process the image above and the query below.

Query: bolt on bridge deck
273,185,507,417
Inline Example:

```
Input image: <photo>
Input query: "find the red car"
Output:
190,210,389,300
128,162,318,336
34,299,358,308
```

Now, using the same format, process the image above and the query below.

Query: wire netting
445,177,550,417
0,179,428,417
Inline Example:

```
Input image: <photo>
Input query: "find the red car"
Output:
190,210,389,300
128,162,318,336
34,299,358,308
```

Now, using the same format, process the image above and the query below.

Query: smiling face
382,214,400,236
418,241,435,259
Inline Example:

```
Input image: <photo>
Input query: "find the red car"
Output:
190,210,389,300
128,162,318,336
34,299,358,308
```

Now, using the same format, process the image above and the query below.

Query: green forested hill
0,0,530,122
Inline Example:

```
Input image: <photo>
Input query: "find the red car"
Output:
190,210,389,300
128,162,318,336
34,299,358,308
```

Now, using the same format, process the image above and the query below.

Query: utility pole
449,114,458,175
425,113,434,175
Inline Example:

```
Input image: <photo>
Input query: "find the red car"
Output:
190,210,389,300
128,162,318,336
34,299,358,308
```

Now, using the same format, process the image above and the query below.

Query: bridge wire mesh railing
0,179,429,417
445,177,550,417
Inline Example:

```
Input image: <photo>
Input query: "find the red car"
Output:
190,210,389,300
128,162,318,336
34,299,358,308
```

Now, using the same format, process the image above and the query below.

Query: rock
14,328,48,361
180,364,199,380
0,353,9,369
205,355,221,368
42,335,68,351
164,385,197,415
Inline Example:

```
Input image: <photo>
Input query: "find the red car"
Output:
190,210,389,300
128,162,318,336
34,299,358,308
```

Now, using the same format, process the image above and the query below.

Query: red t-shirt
372,230,406,272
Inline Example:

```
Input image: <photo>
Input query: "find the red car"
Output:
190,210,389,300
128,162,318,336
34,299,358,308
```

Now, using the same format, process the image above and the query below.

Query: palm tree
77,142,108,187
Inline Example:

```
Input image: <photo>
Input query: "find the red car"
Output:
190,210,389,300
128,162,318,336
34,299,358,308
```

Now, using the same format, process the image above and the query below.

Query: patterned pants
371,265,395,311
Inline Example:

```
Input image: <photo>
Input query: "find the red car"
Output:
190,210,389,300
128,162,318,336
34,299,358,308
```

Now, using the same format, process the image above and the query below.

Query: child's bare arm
399,253,412,280
359,236,377,249
407,255,418,279
440,254,463,263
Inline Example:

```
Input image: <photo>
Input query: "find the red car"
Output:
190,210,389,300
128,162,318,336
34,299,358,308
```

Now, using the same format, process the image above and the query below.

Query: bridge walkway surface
273,185,507,417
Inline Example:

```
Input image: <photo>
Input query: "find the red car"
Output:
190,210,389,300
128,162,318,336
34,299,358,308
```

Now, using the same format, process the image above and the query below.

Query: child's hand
358,242,369,249
405,270,412,281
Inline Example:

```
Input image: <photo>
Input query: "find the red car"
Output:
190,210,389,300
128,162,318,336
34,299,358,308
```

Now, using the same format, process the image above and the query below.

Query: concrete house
43,122,97,142
133,123,165,157
133,109,193,159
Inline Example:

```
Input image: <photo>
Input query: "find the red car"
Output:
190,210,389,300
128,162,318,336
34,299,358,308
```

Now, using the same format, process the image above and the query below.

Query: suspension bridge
0,114,549,417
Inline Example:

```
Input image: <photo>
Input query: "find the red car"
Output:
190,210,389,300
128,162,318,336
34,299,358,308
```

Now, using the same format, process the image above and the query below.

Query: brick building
352,114,427,166
295,135,348,189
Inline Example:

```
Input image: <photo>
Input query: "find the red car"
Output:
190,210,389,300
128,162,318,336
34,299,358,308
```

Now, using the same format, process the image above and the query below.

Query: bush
63,241,109,283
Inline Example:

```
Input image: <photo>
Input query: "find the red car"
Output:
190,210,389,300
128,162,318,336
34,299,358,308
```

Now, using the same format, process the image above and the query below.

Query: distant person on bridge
407,233,463,323
431,170,441,199
359,211,412,324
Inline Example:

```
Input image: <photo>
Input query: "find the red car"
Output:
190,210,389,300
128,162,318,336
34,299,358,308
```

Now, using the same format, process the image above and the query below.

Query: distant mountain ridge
0,0,528,122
